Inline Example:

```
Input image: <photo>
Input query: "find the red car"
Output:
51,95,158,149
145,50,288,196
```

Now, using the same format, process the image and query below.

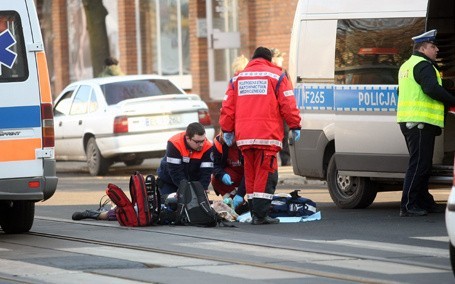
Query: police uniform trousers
242,148,278,218
399,123,437,211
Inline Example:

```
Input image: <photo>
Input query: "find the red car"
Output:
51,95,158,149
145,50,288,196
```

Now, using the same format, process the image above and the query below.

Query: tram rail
12,216,447,284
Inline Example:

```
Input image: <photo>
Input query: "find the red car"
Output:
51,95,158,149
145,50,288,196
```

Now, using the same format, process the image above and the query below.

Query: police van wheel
326,156,377,209
0,201,34,234
86,137,111,176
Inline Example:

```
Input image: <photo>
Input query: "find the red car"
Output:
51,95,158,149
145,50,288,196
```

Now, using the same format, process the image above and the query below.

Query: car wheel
0,201,34,234
124,158,144,167
86,137,111,176
326,155,377,209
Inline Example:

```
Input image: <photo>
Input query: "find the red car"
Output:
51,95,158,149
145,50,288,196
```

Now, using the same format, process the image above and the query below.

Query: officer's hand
223,132,234,146
233,195,244,209
292,129,301,142
221,174,233,185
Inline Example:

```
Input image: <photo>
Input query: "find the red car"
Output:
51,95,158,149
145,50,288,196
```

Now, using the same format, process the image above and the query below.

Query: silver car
53,75,215,176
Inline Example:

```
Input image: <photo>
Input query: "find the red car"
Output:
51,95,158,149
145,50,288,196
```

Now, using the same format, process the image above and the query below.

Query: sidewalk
277,165,325,187
56,160,323,187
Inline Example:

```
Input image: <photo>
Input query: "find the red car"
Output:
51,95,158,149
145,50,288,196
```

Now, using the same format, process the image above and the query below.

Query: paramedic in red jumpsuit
211,132,246,210
219,47,301,225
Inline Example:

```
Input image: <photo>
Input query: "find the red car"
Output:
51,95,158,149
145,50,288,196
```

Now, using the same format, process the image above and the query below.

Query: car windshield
101,79,184,105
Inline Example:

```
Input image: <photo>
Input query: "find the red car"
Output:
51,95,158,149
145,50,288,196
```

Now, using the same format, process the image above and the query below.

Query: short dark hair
252,46,272,62
186,122,205,138
104,57,119,66
413,41,432,51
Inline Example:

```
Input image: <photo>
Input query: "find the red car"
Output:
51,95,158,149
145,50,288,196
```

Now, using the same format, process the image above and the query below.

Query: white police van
0,0,57,233
289,0,455,208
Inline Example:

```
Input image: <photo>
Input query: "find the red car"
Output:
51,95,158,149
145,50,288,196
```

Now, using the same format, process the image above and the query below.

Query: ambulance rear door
0,2,54,190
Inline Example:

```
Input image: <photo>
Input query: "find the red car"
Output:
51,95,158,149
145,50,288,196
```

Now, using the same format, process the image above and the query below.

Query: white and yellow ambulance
289,0,455,209
0,0,57,233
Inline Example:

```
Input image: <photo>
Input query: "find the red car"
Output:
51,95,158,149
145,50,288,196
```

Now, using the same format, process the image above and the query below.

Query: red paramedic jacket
219,58,301,151
157,132,213,190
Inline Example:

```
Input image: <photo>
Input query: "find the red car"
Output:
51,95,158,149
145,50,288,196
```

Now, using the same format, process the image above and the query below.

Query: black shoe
399,207,428,217
427,203,446,213
251,215,280,225
235,202,249,215
72,209,101,220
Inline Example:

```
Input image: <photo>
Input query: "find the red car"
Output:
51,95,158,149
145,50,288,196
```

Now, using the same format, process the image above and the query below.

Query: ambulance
0,0,57,233
289,0,455,208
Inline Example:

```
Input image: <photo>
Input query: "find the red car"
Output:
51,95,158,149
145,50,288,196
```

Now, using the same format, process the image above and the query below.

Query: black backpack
175,180,219,227
145,174,161,225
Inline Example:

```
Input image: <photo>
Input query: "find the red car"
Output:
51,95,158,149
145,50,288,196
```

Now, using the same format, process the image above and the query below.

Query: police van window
335,18,425,85
0,11,28,82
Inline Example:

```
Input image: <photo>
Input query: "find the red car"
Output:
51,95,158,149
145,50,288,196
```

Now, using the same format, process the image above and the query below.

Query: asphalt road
1,160,453,283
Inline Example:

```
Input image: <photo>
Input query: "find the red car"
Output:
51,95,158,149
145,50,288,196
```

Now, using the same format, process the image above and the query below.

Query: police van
0,0,57,233
289,0,455,209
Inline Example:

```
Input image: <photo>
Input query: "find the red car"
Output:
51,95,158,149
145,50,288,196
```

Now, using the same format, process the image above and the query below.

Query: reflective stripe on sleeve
200,162,214,168
166,157,181,164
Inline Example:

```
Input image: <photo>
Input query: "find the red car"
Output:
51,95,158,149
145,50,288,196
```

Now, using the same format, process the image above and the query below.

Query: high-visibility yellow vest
397,55,444,127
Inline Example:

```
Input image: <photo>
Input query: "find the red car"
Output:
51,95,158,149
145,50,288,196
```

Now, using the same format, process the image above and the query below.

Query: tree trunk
82,0,110,77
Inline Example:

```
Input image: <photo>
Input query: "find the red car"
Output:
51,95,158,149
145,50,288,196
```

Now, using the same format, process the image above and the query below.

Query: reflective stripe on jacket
219,58,301,150
157,132,213,190
397,55,444,127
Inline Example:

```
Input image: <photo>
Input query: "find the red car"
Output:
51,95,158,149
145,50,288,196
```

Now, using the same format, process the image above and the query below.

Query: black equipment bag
145,174,161,225
175,180,218,227
269,190,317,218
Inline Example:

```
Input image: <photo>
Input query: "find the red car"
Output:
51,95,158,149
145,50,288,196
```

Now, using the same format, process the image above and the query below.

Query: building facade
38,0,298,129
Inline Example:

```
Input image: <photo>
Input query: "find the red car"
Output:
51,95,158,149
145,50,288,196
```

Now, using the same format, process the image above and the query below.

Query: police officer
397,29,455,217
157,122,213,200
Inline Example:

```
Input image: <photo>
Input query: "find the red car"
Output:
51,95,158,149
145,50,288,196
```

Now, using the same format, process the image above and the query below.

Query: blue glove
221,174,233,185
292,129,301,142
233,195,244,209
223,197,233,207
223,132,234,146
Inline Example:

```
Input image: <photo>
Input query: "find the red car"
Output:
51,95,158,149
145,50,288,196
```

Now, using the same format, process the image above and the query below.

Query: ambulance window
70,85,91,115
335,18,425,85
0,11,28,82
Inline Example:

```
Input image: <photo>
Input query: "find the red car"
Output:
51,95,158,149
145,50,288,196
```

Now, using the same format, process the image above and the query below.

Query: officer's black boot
72,209,101,221
251,198,279,225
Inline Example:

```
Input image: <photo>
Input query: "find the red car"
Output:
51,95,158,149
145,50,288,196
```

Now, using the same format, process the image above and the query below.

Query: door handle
59,121,62,127
78,120,82,125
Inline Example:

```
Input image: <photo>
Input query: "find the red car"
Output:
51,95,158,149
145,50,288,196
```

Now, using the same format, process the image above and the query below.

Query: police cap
412,29,437,43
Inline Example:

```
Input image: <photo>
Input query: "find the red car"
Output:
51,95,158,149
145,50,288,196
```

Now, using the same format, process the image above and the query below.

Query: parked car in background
446,153,455,276
53,75,214,176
